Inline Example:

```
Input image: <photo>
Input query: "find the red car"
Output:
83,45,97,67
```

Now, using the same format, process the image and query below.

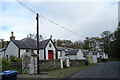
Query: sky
0,0,119,41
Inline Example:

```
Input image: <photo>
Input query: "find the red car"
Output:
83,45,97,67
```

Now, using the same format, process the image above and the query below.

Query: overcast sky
0,0,119,41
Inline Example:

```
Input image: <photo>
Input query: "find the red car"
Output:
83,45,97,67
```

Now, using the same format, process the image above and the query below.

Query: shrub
2,58,11,71
2,57,22,74
10,56,17,62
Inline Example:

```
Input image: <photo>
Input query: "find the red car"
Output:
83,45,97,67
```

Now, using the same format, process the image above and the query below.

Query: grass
88,63,97,66
48,64,96,78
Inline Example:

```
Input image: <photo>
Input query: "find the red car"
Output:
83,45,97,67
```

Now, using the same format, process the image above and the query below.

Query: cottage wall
45,41,56,60
86,52,93,64
20,49,26,58
97,53,100,58
6,41,19,58
57,51,61,59
93,55,97,63
69,55,77,60
33,50,44,60
61,50,66,60
77,50,86,60
105,54,108,59
103,53,106,59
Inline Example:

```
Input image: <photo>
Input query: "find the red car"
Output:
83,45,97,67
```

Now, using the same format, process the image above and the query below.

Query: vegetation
55,25,120,60
2,58,11,71
27,33,44,41
2,56,22,74
27,23,120,60
48,63,96,77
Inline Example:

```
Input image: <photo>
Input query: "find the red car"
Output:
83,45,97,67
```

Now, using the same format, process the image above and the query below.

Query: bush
2,57,22,74
2,58,11,71
10,56,17,62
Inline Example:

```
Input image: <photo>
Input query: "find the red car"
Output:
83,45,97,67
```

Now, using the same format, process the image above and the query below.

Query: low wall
39,59,61,71
69,60,85,67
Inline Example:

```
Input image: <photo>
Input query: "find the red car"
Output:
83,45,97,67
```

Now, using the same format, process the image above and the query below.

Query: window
49,43,52,48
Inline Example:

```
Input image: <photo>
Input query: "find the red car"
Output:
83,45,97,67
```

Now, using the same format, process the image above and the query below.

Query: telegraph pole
36,13,40,74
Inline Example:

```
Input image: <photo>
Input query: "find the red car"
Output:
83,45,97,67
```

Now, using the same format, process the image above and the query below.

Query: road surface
65,61,120,78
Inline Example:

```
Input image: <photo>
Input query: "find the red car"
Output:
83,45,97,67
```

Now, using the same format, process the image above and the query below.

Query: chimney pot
11,31,14,36
10,31,15,41
50,35,52,40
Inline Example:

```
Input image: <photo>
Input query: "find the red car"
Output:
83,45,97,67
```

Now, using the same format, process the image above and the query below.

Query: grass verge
48,64,96,78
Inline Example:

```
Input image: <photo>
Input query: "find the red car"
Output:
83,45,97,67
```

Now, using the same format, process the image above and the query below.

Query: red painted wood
49,51,53,60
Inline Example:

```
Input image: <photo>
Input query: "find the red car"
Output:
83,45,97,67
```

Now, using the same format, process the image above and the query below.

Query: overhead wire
16,0,85,38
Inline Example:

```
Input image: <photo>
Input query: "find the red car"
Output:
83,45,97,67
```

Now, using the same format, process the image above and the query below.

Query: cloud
1,0,119,2
0,1,118,41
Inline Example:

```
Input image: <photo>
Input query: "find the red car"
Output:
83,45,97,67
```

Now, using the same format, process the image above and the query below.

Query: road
65,61,120,78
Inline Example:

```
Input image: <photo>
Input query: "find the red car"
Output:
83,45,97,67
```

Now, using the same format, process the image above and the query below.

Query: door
49,50,53,60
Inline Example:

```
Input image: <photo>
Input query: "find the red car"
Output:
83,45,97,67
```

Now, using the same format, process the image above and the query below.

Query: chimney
50,35,52,40
53,39,57,47
10,31,15,41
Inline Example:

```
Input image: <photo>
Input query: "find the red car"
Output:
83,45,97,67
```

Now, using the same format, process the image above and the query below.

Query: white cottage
6,37,57,60
91,51,98,63
65,49,86,60
56,47,66,60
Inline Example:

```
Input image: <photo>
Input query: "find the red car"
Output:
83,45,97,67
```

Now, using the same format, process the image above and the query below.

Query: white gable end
45,40,56,60
6,41,19,58
77,50,86,60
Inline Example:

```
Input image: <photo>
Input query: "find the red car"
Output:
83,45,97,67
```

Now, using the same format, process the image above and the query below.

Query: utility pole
36,13,40,74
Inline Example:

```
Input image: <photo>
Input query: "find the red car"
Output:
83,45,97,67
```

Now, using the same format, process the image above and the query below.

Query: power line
16,0,85,38
16,0,36,14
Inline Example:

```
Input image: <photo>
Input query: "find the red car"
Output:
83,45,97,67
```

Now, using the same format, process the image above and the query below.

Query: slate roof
39,39,50,49
66,49,79,55
81,50,90,57
57,47,65,51
12,38,51,50
57,47,73,52
0,47,7,51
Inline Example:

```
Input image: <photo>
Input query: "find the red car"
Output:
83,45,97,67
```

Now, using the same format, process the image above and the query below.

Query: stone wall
39,59,61,71
69,60,85,67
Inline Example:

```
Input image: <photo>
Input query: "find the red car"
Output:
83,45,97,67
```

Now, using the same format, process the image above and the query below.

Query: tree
56,39,73,48
56,39,84,49
73,40,83,49
110,24,120,59
83,37,90,50
27,33,44,41
100,31,114,57
89,37,101,51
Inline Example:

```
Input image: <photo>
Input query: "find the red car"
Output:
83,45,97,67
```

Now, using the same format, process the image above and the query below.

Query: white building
56,47,66,60
98,52,108,59
65,49,86,60
91,51,98,63
6,37,57,60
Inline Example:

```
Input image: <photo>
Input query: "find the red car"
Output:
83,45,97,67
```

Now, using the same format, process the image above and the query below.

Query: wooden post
36,13,40,74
